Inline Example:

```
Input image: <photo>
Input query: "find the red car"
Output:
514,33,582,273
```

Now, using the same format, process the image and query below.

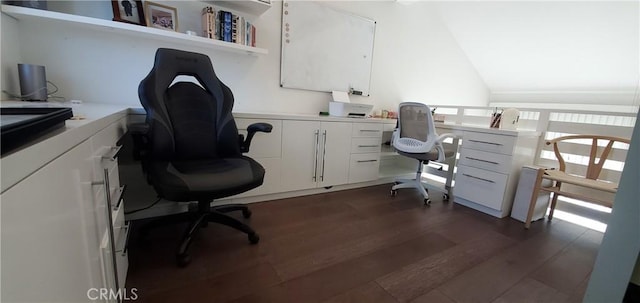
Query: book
202,7,255,45
201,6,216,39
251,24,256,47
220,11,232,42
245,20,250,46
232,14,239,43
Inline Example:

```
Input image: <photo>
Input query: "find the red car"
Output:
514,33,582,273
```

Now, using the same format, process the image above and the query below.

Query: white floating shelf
210,0,271,16
1,4,268,56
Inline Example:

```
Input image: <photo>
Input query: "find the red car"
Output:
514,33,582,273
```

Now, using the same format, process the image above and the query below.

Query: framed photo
144,1,178,32
111,0,145,26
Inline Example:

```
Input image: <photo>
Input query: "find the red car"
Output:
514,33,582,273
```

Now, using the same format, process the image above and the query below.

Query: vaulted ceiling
434,1,639,96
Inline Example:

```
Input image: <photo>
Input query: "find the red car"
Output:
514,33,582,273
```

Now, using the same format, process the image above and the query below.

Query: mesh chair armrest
437,133,458,142
240,122,273,153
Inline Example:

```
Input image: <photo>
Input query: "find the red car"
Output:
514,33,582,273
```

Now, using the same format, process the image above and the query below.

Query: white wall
0,0,489,114
1,11,22,99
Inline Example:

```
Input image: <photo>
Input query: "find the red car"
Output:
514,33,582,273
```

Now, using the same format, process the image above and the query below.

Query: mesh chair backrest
138,48,241,161
398,102,435,142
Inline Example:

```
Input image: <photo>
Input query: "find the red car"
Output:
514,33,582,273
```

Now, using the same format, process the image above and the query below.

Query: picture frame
111,0,145,26
144,1,178,32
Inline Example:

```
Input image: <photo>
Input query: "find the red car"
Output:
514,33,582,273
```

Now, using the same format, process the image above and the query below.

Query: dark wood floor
125,184,602,303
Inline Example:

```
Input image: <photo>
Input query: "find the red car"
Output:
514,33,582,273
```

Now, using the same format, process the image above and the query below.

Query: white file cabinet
452,127,540,218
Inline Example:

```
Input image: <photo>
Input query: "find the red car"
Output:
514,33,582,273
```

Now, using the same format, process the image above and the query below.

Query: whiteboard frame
279,0,376,96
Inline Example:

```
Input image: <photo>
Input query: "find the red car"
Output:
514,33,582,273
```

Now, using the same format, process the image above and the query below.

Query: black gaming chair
132,48,272,266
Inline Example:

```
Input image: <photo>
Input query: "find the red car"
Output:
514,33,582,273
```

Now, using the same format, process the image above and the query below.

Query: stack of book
201,6,256,47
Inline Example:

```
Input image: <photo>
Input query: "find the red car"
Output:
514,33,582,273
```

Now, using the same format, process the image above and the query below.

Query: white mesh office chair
391,102,456,205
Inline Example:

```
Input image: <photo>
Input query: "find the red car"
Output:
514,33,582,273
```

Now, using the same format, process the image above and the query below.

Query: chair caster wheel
390,189,397,197
443,193,449,201
242,209,252,219
248,233,260,244
424,198,431,205
177,253,191,267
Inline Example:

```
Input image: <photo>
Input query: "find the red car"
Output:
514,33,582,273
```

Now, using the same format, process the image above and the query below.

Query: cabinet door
281,120,321,191
454,165,508,211
234,119,283,197
1,141,97,302
318,122,352,187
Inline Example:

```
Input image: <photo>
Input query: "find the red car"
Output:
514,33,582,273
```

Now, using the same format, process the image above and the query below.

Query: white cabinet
234,118,282,197
0,116,128,302
453,129,539,218
281,120,352,191
349,123,383,183
1,140,96,302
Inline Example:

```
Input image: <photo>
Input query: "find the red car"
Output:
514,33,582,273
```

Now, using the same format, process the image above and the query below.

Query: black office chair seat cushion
397,149,456,162
147,156,265,201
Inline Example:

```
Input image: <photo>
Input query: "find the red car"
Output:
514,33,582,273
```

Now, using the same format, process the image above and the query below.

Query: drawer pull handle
101,168,120,292
468,139,503,146
358,145,379,148
462,173,495,183
313,130,319,181
116,222,131,256
357,159,378,163
360,130,381,133
101,145,122,161
465,157,499,165
111,185,127,211
320,130,327,182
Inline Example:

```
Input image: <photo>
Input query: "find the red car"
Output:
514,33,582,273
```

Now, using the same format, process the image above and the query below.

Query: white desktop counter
1,101,130,193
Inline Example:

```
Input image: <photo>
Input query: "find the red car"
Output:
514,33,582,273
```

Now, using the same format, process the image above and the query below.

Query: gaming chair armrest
240,122,273,153
128,122,150,161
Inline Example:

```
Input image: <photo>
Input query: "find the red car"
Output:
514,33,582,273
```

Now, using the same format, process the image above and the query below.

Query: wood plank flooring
125,184,602,303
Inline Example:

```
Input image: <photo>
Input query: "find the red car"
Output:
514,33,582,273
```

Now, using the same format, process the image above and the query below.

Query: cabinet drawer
112,199,126,246
352,123,383,138
351,137,382,154
349,153,380,183
236,119,282,158
458,147,513,174
454,165,508,211
383,122,397,132
462,131,515,155
90,117,127,153
100,226,129,295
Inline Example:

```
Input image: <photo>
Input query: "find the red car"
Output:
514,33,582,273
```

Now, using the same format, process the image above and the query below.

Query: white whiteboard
280,1,376,96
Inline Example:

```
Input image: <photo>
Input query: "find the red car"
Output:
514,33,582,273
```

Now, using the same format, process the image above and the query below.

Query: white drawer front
236,119,282,158
112,201,126,246
351,137,382,154
454,165,508,211
458,147,512,174
352,123,383,138
90,117,127,153
349,153,380,183
462,131,515,155
383,122,397,132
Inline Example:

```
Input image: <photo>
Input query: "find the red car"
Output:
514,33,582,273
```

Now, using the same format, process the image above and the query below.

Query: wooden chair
524,135,630,229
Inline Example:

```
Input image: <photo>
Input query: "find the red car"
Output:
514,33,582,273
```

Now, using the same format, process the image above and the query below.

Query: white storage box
511,165,553,222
